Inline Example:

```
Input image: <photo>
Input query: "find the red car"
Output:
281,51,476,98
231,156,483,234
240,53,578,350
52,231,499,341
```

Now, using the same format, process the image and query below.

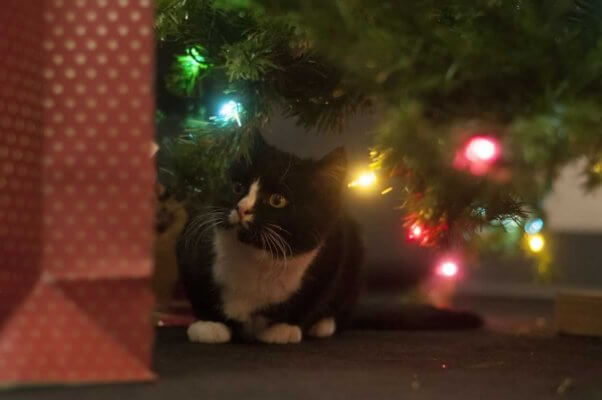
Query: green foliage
156,0,365,130
238,0,602,242
156,0,602,254
221,27,285,82
157,122,255,205
156,1,368,209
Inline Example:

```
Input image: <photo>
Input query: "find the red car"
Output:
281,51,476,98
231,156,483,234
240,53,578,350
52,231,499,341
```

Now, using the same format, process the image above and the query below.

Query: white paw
187,321,231,344
257,323,302,344
308,317,336,338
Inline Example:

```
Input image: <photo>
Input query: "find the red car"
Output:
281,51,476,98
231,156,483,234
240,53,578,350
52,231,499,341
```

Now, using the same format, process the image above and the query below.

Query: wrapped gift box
0,0,156,385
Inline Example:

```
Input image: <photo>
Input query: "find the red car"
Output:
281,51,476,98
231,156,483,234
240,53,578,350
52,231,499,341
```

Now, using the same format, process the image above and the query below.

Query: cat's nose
237,205,252,220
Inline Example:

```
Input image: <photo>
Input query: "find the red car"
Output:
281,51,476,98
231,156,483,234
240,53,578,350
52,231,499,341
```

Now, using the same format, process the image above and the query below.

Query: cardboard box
556,289,602,337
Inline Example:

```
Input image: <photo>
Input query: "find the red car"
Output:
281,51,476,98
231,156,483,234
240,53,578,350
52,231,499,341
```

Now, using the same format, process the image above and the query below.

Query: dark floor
5,297,602,400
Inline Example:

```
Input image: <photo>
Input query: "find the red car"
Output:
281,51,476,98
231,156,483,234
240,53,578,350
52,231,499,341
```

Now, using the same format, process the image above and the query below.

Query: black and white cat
177,133,361,344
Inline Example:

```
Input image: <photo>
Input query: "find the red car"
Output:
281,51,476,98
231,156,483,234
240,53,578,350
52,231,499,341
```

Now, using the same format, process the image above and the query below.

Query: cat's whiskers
265,235,288,282
275,233,291,262
262,225,292,269
262,229,286,274
266,232,281,262
260,230,277,261
271,233,287,265
186,221,217,249
258,232,270,262
260,231,271,260
184,208,226,249
265,223,291,235
187,213,221,238
265,225,292,256
263,228,280,256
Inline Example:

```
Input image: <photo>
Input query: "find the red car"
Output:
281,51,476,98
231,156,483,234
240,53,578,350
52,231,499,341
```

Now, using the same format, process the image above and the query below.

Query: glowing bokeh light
407,223,424,240
464,136,500,163
525,218,544,235
528,234,545,253
218,100,242,126
172,46,210,95
454,135,502,176
178,46,209,73
412,225,422,237
348,171,377,189
436,260,459,278
187,46,208,66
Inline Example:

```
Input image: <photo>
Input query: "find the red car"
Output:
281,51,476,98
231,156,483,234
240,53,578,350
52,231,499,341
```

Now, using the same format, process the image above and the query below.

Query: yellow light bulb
528,234,545,253
357,172,376,186
348,171,377,189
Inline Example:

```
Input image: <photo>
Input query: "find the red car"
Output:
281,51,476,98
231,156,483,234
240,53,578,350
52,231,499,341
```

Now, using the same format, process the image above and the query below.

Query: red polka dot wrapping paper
0,0,156,385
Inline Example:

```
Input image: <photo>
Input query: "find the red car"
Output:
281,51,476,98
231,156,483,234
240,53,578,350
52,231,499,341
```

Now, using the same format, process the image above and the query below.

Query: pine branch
156,0,602,250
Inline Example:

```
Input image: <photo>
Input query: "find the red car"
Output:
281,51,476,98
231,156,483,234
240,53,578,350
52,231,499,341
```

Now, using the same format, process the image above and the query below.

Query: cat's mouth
227,208,253,229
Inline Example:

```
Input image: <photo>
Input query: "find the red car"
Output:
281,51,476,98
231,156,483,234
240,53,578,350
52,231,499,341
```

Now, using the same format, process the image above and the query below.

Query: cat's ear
318,146,347,186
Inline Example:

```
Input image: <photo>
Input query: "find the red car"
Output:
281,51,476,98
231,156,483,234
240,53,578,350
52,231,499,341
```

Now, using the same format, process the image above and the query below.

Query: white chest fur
212,229,318,322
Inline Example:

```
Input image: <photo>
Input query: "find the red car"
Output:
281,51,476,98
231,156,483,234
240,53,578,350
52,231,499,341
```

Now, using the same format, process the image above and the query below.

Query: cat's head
211,134,347,257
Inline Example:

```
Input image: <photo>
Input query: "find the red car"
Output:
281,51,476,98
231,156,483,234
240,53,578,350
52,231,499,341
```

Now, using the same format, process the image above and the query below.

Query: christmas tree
155,0,602,274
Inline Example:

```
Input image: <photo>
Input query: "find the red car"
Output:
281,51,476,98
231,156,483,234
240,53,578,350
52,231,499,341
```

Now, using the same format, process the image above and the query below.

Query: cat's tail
351,303,483,330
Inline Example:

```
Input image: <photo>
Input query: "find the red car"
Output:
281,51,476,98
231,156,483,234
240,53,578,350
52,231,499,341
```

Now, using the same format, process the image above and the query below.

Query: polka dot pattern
0,1,44,333
0,0,155,384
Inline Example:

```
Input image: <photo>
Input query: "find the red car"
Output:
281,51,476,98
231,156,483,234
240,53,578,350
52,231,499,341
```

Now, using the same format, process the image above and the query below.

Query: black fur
177,134,362,337
176,134,482,339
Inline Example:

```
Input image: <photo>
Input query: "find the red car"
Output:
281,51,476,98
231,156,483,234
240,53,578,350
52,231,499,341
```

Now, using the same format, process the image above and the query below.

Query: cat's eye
232,182,245,195
268,193,288,208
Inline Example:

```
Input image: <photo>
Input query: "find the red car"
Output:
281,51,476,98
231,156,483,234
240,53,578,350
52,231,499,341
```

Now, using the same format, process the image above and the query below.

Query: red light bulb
411,225,422,237
454,135,502,176
436,260,459,278
464,136,499,163
407,223,425,240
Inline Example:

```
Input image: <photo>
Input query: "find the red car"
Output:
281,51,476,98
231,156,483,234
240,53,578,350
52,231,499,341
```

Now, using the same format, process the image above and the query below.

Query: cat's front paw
257,323,302,344
187,321,231,344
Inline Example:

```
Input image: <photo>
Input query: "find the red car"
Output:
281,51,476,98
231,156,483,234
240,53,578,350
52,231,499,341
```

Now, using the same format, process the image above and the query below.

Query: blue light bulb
218,100,242,127
525,218,544,235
